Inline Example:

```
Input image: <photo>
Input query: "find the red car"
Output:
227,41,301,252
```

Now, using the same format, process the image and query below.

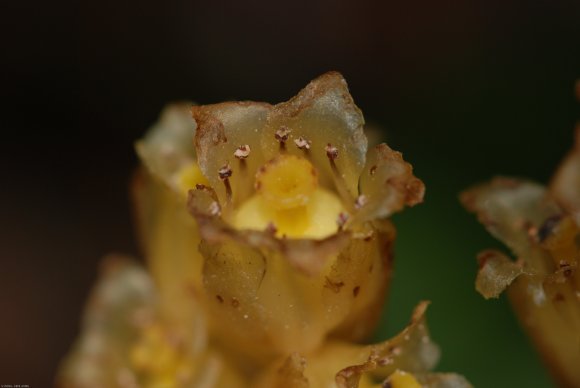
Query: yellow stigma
385,370,422,388
256,154,318,210
232,155,346,239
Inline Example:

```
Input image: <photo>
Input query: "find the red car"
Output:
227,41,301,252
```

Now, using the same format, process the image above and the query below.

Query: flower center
232,154,346,238
256,154,318,210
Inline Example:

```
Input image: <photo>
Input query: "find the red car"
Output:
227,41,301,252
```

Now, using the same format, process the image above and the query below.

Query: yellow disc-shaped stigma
255,154,318,210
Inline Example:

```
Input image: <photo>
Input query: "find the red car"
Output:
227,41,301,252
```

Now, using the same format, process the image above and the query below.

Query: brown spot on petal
216,295,224,303
353,286,360,297
553,292,565,302
324,277,345,293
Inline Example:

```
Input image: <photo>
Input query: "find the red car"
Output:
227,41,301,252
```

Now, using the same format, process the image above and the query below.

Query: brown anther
234,144,251,159
218,163,233,180
370,165,377,176
275,126,291,143
354,194,368,209
336,212,349,229
208,201,221,217
218,163,233,201
325,143,339,160
195,183,207,190
294,136,311,150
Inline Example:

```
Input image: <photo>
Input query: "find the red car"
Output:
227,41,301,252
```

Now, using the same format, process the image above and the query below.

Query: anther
234,144,251,160
294,136,311,150
354,194,368,210
336,212,349,230
218,163,233,201
325,143,339,161
275,126,291,150
218,163,233,180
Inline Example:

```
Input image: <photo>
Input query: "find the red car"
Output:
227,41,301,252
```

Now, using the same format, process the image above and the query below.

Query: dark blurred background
2,0,580,386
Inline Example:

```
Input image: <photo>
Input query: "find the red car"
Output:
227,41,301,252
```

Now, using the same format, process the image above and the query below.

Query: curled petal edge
352,143,425,226
475,250,525,299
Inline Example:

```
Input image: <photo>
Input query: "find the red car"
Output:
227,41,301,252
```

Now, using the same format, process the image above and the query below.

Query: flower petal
353,143,424,225
475,250,524,299
57,256,157,387
261,72,367,198
135,103,197,194
460,177,561,273
192,102,272,206
187,187,394,360
254,302,469,388
550,127,580,226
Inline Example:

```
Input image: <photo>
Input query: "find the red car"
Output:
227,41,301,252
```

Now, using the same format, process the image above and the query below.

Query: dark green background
2,1,579,386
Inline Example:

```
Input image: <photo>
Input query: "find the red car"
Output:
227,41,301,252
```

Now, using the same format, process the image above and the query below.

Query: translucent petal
461,178,561,273
260,72,367,198
550,127,580,226
135,103,197,194
187,187,394,360
254,302,469,388
192,102,272,207
132,170,204,328
354,143,424,225
474,250,524,299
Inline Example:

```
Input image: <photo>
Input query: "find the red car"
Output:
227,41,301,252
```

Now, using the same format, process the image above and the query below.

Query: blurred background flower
1,1,579,387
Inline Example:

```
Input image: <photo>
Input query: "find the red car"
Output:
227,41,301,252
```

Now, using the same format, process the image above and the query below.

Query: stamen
294,136,311,150
336,212,349,230
354,194,368,210
275,126,291,150
234,144,251,160
325,143,354,205
325,143,339,161
218,163,233,201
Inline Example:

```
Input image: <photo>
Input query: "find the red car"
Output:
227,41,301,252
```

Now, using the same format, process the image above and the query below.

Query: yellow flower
58,72,471,387
185,72,424,363
461,126,580,386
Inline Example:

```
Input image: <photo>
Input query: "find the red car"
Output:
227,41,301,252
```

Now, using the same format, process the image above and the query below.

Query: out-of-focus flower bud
461,126,580,387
